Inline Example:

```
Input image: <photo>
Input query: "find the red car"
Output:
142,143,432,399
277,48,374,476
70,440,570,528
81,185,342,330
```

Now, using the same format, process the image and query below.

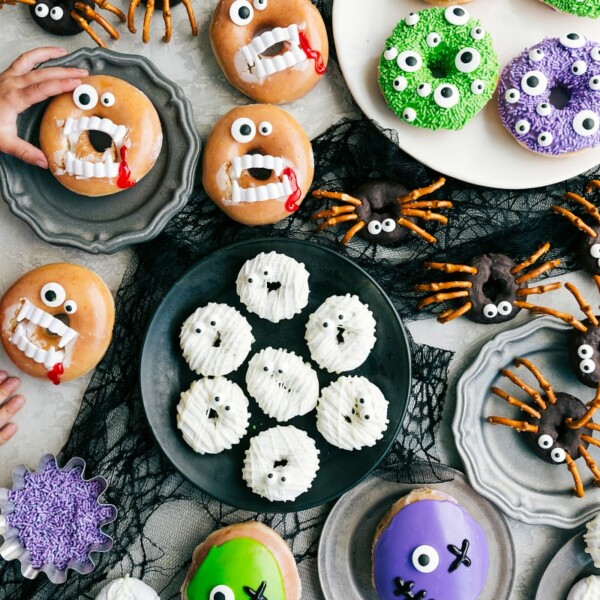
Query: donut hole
247,149,274,181
88,130,114,154
482,277,506,303
429,59,450,80
548,85,571,110
45,313,71,338
253,26,291,58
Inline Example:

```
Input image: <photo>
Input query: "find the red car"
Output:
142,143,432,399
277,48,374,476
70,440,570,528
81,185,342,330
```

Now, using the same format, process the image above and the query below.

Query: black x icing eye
229,0,254,25
412,545,440,573
210,585,235,600
231,117,256,143
73,84,98,110
40,282,66,308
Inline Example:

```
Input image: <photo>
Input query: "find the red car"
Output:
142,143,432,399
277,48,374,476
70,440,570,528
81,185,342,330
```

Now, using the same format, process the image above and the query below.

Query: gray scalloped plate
318,467,515,600
0,47,200,254
453,316,600,528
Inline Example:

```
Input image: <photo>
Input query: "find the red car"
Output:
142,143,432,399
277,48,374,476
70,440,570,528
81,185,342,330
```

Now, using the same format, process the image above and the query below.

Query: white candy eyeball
41,282,66,308
397,51,422,73
538,132,553,147
581,358,596,374
591,244,600,258
590,76,600,91
403,107,417,122
529,48,544,62
455,47,481,73
551,447,566,463
34,3,49,17
63,300,78,314
573,110,600,137
393,76,408,92
538,434,553,449
231,117,256,143
505,88,520,104
412,545,440,573
572,60,587,76
470,26,485,41
445,6,470,25
427,32,441,47
560,32,586,49
536,102,552,117
514,119,530,135
73,84,98,110
258,121,273,136
367,220,382,235
382,218,396,232
406,12,419,26
497,301,513,316
483,304,498,319
383,47,399,61
253,0,267,10
100,92,115,107
579,344,594,358
592,47,600,62
229,0,253,26
434,84,459,109
521,70,548,96
210,585,235,600
49,6,63,19
417,82,432,97
471,80,485,95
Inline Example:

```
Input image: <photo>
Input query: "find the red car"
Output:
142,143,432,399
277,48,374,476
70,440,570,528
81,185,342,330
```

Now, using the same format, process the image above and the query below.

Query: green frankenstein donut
378,6,499,130
541,0,600,18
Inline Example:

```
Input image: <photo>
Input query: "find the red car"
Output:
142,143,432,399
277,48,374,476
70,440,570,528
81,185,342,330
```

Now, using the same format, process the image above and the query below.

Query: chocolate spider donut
378,6,499,130
570,318,600,387
540,0,600,19
498,35,600,156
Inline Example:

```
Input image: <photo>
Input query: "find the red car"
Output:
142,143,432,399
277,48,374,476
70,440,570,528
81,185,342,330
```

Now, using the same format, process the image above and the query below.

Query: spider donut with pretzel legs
552,180,600,276
487,357,600,498
415,242,562,324
310,177,451,246
127,0,197,43
0,0,125,48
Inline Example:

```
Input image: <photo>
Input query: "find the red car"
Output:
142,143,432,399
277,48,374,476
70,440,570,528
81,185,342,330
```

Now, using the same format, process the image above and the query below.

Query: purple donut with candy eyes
498,34,600,156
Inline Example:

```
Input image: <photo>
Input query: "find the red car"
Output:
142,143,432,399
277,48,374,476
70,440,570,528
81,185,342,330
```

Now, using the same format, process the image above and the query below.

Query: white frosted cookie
180,302,254,376
177,377,250,454
316,376,389,450
585,511,600,567
95,576,160,600
246,347,319,422
567,575,600,600
305,294,376,373
242,425,320,502
236,251,310,323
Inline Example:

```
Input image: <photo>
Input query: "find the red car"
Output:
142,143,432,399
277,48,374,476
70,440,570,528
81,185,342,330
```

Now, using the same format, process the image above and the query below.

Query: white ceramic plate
453,316,600,528
332,0,600,189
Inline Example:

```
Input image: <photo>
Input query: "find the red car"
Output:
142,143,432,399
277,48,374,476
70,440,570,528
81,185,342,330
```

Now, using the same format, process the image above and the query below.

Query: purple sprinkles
498,34,600,155
6,459,113,571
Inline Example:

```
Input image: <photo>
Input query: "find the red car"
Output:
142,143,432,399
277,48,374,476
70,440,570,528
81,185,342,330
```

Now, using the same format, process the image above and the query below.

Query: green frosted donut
541,0,600,18
378,6,499,130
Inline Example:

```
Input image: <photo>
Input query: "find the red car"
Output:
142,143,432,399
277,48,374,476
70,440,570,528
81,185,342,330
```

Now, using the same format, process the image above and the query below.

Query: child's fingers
20,77,82,107
0,376,21,402
6,46,68,76
0,137,47,168
0,394,25,435
0,422,18,445
17,66,88,88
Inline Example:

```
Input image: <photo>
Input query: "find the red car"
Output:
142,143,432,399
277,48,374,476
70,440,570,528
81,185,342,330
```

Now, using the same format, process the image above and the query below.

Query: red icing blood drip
47,363,64,385
283,167,301,212
117,146,136,189
298,31,327,75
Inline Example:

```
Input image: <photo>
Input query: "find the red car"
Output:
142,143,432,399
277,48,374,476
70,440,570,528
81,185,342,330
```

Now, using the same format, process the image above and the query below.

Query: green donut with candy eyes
378,6,499,130
540,0,600,18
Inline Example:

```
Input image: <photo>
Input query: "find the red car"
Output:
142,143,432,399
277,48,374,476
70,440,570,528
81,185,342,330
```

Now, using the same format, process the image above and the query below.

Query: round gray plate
318,467,515,600
0,47,200,254
453,316,600,528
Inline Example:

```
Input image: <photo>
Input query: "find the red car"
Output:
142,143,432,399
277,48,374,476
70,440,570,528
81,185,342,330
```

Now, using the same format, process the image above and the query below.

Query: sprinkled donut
540,0,600,19
498,35,600,156
378,6,499,130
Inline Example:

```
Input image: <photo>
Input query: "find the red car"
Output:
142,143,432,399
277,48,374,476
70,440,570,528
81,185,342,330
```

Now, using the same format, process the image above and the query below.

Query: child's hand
0,47,88,168
0,371,25,445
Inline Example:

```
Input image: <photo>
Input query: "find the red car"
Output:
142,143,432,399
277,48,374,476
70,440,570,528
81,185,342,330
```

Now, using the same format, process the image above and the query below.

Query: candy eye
592,47,600,62
412,545,440,573
381,218,396,232
405,12,419,26
571,60,587,76
470,26,484,41
34,3,49,17
393,76,407,92
581,359,596,374
551,448,566,463
497,301,513,316
538,434,553,449
573,110,599,137
367,220,382,235
417,83,432,97
40,283,66,308
590,76,600,91
434,84,459,109
253,0,267,9
591,245,600,259
384,47,398,61
471,80,485,95
538,132,553,147
73,84,98,110
529,48,544,62
514,119,530,135
521,71,547,96
100,92,115,107
483,304,498,319
426,32,441,47
579,344,594,359
505,89,520,104
63,300,77,314
258,121,273,136
560,33,586,49
397,51,422,73
49,6,63,19
536,102,551,117
403,107,417,122
231,117,256,143
445,6,469,25
210,585,235,600
455,48,481,73
229,0,253,26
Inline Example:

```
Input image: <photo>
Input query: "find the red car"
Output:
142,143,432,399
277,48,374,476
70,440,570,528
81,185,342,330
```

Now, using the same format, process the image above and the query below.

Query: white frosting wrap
585,511,600,567
316,375,389,450
567,575,600,600
305,294,376,373
246,347,319,422
177,377,250,454
236,251,310,323
242,425,320,502
95,576,160,600
180,303,254,376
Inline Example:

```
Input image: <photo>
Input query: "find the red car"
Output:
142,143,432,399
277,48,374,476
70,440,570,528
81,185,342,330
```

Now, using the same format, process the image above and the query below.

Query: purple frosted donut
498,34,600,156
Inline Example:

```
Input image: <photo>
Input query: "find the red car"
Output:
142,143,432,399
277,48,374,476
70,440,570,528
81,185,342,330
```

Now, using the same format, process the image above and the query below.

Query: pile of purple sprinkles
6,459,113,571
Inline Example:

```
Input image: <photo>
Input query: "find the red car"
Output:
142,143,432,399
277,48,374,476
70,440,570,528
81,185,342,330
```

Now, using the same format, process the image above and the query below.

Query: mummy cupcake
242,425,320,502
246,347,319,422
95,577,160,600
305,294,377,373
568,575,600,600
317,376,389,450
177,377,250,454
236,251,310,323
584,511,600,567
180,303,254,376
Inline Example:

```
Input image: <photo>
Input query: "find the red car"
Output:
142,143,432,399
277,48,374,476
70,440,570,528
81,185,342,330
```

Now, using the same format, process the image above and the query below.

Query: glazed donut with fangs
202,104,314,225
0,263,115,384
245,347,319,422
181,522,301,600
236,251,310,322
242,425,319,502
568,576,600,600
40,75,162,196
177,377,250,454
209,0,328,104
180,303,254,377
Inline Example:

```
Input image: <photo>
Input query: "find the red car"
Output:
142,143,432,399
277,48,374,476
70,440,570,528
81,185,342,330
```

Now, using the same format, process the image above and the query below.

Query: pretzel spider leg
311,190,362,206
586,180,600,194
396,176,446,204
512,357,556,404
416,289,470,310
490,386,541,418
314,213,358,232
182,0,198,36
341,221,366,245
161,0,171,42
310,205,357,221
514,301,587,332
551,205,598,239
397,217,437,243
565,452,585,498
579,444,600,487
424,262,478,274
96,0,126,22
70,9,107,46
127,0,141,33
564,191,600,225
142,0,155,43
511,242,551,274
565,282,599,327
499,368,546,410
437,302,472,323
487,416,539,433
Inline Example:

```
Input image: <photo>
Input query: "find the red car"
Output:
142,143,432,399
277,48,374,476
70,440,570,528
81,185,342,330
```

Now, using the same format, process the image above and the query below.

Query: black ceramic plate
140,238,412,512
0,47,200,254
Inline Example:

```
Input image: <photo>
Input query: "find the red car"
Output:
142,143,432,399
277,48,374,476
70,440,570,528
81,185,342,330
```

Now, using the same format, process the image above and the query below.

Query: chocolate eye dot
267,473,273,479
215,396,220,402
263,366,269,372
365,415,370,420
323,322,329,327
583,118,595,130
225,406,230,411
359,397,365,404
338,314,344,320
278,369,283,374
281,476,287,482
195,328,201,334
248,277,253,283
264,270,269,276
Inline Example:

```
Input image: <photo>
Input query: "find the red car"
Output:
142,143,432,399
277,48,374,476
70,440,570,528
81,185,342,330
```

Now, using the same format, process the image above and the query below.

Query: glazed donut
498,35,600,156
0,263,115,384
40,75,162,196
209,0,328,104
181,522,301,600
202,104,314,225
378,6,498,130
540,0,600,19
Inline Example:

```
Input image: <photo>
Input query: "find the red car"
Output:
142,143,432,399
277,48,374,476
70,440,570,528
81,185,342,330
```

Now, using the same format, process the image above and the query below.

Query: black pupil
441,87,453,98
45,290,57,302
79,93,91,106
406,56,417,66
418,554,430,566
214,593,226,600
527,76,539,88
583,118,595,130
195,328,201,333
568,33,578,40
239,6,250,18
461,51,473,63
454,7,465,15
240,124,251,136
